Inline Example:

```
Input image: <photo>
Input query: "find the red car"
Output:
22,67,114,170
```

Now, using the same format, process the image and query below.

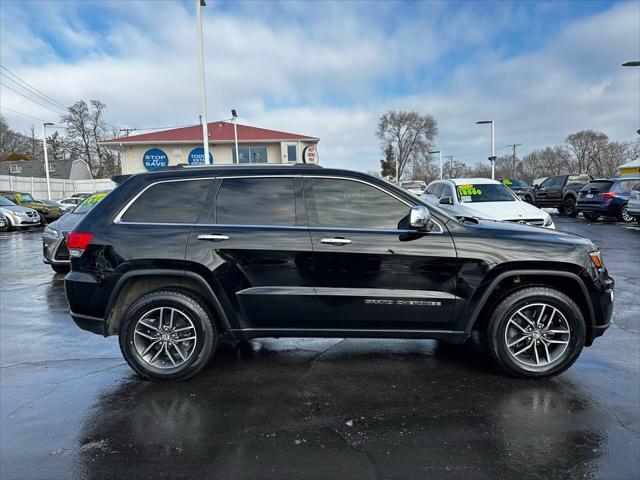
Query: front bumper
586,268,614,345
7,213,40,227
42,234,70,265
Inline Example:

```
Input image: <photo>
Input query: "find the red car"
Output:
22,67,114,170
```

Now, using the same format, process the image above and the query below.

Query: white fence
0,175,115,200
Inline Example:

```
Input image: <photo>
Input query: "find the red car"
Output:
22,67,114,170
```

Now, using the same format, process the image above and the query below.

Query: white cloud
0,0,638,174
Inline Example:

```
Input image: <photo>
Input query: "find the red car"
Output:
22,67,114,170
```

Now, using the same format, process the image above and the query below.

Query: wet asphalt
0,215,638,480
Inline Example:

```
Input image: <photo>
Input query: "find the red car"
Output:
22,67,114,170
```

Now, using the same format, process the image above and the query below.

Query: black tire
524,195,534,204
51,264,70,274
39,214,47,226
486,286,585,379
582,212,599,222
563,196,578,217
617,204,633,223
119,289,217,382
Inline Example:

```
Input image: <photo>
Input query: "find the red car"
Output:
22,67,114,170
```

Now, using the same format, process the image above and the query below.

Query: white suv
423,178,555,228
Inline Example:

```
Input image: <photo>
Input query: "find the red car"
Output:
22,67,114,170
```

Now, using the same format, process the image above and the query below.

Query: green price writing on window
457,185,482,196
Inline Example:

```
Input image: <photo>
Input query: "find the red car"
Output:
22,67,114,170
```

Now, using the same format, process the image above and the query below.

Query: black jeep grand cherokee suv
65,165,614,381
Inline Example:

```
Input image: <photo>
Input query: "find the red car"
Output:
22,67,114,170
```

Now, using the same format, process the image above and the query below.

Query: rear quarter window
121,179,212,223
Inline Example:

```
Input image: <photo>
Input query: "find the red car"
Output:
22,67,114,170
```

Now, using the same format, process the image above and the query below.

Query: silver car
0,196,41,230
42,191,110,273
628,180,640,222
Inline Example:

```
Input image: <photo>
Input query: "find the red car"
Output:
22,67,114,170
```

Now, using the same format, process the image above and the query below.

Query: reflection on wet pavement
1,218,638,479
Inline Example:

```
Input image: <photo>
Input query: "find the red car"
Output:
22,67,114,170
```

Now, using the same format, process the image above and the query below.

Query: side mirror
439,196,453,205
410,205,432,231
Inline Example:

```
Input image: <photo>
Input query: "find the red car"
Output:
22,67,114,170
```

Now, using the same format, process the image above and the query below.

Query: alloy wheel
504,303,570,368
620,207,633,223
133,307,198,369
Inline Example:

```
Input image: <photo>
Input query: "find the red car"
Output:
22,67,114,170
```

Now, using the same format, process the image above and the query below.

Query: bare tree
566,130,608,174
521,146,572,180
376,110,438,181
62,99,120,177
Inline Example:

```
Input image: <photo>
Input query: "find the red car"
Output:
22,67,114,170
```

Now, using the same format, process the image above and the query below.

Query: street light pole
476,120,496,179
429,150,442,179
42,122,54,200
195,0,210,165
231,109,239,164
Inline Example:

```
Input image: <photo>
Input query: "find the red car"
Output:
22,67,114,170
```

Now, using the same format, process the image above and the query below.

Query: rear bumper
576,202,620,216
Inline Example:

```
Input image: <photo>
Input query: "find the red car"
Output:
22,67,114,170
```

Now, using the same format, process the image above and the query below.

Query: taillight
599,192,616,200
66,232,94,257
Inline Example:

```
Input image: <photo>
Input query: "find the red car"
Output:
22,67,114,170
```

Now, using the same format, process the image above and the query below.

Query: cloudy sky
1,0,638,172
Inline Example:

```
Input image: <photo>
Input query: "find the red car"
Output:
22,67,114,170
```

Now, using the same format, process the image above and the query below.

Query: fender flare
463,269,595,333
105,268,234,337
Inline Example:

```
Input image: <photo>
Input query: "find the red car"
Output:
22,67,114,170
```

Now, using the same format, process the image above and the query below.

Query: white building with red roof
101,121,320,174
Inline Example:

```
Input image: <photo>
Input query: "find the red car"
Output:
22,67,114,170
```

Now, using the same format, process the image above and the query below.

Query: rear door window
121,179,212,223
215,177,296,226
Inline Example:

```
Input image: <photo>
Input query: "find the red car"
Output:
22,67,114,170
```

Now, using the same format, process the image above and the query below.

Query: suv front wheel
487,287,585,379
119,289,217,381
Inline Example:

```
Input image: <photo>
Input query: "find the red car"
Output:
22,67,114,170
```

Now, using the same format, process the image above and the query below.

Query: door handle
320,237,351,245
197,234,230,241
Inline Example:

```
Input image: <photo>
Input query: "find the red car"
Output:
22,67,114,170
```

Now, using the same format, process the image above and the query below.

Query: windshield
0,197,16,206
16,193,35,202
73,192,108,214
501,178,529,188
456,183,516,203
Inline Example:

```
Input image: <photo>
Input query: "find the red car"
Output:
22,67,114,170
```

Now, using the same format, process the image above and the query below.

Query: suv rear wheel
487,287,585,379
119,289,217,381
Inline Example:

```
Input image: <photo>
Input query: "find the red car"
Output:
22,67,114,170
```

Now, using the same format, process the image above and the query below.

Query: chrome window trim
114,174,444,233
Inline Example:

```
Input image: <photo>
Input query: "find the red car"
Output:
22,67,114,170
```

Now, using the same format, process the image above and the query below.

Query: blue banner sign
188,147,213,165
143,148,169,170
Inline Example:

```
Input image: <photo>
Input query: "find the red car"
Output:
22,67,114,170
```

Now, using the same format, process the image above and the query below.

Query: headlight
11,210,27,217
543,214,554,227
43,226,60,238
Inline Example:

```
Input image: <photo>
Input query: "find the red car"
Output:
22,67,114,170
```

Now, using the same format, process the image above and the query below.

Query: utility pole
506,143,522,177
445,155,454,178
118,128,137,137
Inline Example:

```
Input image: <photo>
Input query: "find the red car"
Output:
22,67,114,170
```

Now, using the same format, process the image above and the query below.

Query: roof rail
180,162,322,169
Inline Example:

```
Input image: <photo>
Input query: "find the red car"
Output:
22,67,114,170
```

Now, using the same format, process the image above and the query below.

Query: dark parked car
533,174,592,216
65,165,613,381
576,177,640,223
498,178,535,203
42,191,111,273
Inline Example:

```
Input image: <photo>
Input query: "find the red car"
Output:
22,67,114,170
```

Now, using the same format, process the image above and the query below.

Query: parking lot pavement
1,216,638,480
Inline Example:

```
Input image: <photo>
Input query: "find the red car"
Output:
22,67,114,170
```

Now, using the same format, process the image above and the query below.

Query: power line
0,65,68,110
0,81,67,116
0,72,68,114
0,106,47,122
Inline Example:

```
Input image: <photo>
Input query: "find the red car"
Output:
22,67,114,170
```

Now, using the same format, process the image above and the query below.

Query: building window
287,145,297,162
233,146,268,164
9,164,22,174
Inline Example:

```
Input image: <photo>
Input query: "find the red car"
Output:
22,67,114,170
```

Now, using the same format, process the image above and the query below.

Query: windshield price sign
457,184,482,196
